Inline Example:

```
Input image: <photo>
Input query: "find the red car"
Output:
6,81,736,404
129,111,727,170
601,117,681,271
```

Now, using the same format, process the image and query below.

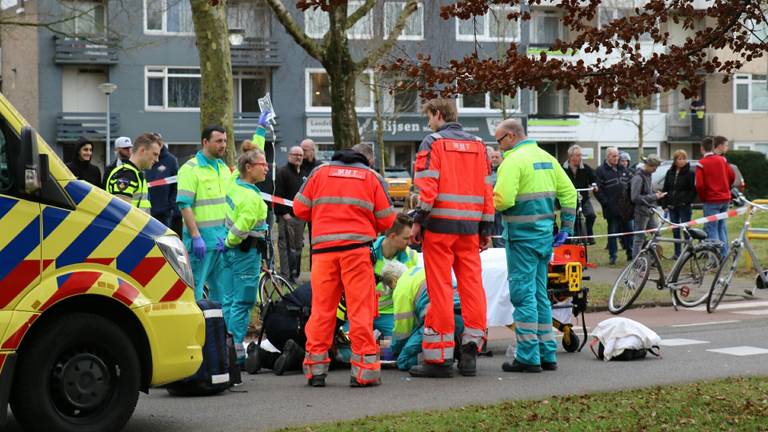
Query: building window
459,92,519,112
144,0,194,34
60,1,105,35
306,69,373,112
233,70,270,112
531,11,562,45
598,7,651,41
227,0,271,39
599,93,660,112
304,1,371,40
384,2,424,40
734,74,768,112
534,84,569,115
456,6,519,42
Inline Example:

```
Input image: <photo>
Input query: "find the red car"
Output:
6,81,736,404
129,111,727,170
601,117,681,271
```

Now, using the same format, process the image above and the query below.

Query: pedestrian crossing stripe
659,338,709,347
707,346,768,356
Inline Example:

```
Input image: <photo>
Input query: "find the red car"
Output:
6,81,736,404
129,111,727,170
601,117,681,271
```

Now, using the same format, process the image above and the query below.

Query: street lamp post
98,82,117,167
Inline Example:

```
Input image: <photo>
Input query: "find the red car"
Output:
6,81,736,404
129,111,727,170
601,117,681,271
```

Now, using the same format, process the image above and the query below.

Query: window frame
60,0,107,36
232,69,271,113
598,6,652,43
458,92,521,113
143,0,195,36
384,1,424,41
145,66,201,112
734,73,768,113
530,9,563,45
455,5,520,43
305,68,375,113
597,93,661,113
304,1,372,40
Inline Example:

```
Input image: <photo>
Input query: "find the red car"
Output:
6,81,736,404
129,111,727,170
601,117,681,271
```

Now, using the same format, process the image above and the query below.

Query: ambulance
0,93,204,431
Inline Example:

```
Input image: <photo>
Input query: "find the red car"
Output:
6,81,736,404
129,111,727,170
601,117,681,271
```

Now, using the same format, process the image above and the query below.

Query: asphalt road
8,301,768,432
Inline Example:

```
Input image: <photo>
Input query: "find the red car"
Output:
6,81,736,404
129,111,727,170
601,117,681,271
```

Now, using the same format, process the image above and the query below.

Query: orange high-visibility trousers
422,231,487,363
304,248,380,380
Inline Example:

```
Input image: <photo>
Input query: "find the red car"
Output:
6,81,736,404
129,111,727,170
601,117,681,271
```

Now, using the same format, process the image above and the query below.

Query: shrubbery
727,150,768,200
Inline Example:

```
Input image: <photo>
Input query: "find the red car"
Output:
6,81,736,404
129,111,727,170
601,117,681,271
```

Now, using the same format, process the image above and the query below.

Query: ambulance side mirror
18,127,41,195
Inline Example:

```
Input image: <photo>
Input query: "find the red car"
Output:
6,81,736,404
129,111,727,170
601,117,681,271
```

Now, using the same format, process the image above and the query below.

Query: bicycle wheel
707,247,739,313
258,272,296,309
670,247,721,308
608,251,652,314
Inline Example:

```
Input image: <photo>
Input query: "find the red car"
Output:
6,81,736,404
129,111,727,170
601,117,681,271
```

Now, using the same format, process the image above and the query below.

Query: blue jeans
703,202,729,256
669,205,692,257
607,216,632,260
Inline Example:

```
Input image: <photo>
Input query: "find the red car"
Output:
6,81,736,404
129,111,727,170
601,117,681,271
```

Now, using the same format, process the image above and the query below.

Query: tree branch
356,0,417,72
263,0,325,62
346,0,376,30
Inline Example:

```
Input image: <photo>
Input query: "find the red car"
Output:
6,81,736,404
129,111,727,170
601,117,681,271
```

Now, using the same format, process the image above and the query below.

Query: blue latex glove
215,237,226,253
258,110,272,128
553,231,569,247
191,236,206,260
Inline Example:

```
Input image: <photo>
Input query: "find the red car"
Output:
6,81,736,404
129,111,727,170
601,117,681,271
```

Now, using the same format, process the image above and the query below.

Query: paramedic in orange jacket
409,98,494,378
293,143,395,388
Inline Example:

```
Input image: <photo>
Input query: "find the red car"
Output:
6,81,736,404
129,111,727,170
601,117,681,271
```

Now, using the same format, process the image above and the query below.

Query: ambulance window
0,130,10,193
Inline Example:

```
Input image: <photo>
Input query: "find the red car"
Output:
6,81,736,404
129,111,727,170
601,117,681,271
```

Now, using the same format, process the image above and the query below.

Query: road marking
659,338,709,347
706,346,768,356
691,300,768,312
734,309,768,316
671,320,741,328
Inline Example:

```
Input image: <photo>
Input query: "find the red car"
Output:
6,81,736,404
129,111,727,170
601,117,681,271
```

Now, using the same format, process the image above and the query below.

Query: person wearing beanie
619,152,632,170
66,136,102,187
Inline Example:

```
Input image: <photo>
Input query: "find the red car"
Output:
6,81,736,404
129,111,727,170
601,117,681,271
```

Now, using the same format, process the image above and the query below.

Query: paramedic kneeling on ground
493,119,577,373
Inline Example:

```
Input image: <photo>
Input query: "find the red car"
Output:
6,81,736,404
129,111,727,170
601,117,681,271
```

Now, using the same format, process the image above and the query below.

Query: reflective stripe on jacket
225,178,268,248
372,235,418,314
293,153,395,250
176,151,231,245
413,122,494,235
106,161,151,213
392,267,428,344
494,140,577,239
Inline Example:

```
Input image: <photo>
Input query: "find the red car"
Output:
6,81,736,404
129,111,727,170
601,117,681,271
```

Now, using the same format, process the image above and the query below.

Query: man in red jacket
409,98,494,378
293,143,395,388
695,136,735,256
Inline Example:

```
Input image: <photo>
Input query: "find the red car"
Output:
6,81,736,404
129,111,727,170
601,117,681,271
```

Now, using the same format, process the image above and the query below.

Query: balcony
667,111,708,143
230,38,280,68
54,36,119,65
527,114,580,141
233,112,278,142
56,112,120,143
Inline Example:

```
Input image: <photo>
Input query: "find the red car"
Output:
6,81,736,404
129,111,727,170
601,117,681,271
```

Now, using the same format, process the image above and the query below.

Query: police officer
293,143,395,388
222,149,269,365
493,119,577,373
409,98,494,379
105,133,161,211
176,125,231,301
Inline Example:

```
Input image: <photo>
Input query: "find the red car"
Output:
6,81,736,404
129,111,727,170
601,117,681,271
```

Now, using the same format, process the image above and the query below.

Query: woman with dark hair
662,149,697,258
66,136,102,187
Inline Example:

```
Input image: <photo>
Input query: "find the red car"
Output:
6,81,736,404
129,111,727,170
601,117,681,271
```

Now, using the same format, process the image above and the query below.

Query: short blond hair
672,149,688,163
421,98,457,123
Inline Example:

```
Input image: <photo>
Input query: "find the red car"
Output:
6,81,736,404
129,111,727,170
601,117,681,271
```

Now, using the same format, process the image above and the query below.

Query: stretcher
548,244,593,352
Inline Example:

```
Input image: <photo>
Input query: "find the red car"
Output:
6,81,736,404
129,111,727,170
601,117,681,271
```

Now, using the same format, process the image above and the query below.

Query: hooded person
66,136,102,187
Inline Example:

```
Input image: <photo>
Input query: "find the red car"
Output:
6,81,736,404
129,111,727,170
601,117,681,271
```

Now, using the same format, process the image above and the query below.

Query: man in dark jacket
300,139,323,178
145,136,179,230
595,147,633,264
662,150,697,258
275,146,306,282
563,145,597,244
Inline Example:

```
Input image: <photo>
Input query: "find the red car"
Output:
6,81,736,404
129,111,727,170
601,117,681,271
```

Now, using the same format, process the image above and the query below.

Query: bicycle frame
725,203,768,288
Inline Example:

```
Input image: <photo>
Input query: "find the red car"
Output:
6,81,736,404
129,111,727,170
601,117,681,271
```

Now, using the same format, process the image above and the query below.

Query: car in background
383,169,412,202
644,159,745,206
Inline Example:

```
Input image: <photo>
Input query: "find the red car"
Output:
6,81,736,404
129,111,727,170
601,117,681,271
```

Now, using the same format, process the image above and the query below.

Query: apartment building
0,0,765,172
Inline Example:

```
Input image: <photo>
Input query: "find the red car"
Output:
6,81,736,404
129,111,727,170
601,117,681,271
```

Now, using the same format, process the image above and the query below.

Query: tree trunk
190,0,235,166
324,4,360,150
373,72,385,174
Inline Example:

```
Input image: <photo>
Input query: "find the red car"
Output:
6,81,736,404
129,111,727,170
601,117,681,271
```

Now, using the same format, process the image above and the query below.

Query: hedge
727,150,768,200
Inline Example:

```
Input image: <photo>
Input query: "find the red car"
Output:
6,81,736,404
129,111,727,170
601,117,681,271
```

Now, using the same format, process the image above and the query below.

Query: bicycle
706,193,768,312
258,220,296,310
608,207,722,314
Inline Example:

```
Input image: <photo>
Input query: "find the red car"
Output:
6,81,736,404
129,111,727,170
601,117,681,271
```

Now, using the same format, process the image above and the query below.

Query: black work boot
307,375,326,387
541,361,558,371
501,359,543,373
458,342,478,376
349,376,381,387
409,362,454,378
274,339,305,376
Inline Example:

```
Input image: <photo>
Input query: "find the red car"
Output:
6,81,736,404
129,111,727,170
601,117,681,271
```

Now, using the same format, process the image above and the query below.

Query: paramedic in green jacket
493,119,577,373
371,213,419,337
391,265,464,371
222,149,269,364
177,125,231,301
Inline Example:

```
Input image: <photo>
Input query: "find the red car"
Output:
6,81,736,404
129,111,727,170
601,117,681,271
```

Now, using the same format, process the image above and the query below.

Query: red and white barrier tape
147,175,293,207
569,206,749,240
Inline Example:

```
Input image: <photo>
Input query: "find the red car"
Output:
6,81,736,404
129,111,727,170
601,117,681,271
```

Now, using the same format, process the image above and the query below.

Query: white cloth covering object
590,317,661,361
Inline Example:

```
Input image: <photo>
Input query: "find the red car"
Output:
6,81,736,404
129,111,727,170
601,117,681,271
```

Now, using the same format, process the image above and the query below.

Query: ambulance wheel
562,327,580,353
10,313,140,432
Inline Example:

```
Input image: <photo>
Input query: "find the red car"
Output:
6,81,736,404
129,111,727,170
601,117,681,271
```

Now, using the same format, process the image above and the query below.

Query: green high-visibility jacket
225,178,268,248
177,151,231,246
392,266,428,345
372,236,418,314
106,160,151,213
493,139,577,240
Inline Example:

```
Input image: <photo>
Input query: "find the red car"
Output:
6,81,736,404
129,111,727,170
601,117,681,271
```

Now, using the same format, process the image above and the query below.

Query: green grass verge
280,376,768,432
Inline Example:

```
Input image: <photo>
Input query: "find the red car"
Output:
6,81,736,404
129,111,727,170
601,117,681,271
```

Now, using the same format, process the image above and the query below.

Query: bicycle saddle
688,228,707,240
